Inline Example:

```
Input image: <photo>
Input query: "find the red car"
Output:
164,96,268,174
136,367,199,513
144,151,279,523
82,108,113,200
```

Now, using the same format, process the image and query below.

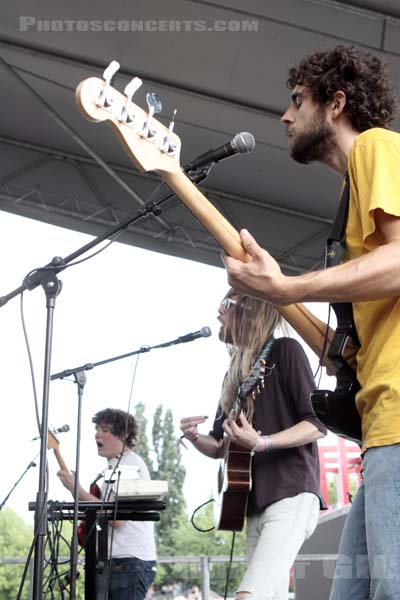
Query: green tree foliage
134,403,248,594
0,509,86,599
0,508,33,600
134,401,153,473
327,475,338,506
151,405,186,553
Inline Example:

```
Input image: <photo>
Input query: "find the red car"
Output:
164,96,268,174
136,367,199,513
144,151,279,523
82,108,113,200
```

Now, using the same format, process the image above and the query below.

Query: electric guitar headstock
76,60,182,176
47,428,60,451
47,428,69,473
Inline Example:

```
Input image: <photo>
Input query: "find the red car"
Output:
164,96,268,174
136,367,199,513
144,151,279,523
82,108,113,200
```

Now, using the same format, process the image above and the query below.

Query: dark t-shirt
210,337,327,515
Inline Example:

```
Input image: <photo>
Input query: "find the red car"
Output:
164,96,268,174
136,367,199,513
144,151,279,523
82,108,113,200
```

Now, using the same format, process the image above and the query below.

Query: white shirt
101,451,157,560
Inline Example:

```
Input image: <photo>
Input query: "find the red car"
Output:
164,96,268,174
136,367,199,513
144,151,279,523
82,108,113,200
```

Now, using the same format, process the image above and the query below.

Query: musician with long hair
223,43,400,600
180,290,326,600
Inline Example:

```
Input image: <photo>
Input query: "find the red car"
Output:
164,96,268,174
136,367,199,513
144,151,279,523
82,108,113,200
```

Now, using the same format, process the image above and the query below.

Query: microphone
177,326,212,344
54,424,70,434
184,132,255,171
32,423,70,441
153,327,212,349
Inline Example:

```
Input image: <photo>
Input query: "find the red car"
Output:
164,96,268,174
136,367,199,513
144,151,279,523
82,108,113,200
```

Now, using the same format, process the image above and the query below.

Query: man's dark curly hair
92,408,138,449
286,44,397,131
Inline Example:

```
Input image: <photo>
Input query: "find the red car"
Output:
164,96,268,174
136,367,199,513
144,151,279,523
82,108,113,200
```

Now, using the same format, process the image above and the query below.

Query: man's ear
330,90,346,120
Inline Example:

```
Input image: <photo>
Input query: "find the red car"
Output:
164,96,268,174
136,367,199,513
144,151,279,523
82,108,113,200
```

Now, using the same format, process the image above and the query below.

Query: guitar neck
278,304,335,371
163,169,345,371
163,169,250,262
52,447,69,473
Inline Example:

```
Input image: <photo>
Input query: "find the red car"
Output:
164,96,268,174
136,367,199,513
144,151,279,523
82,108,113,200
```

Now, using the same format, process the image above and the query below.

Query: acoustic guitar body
215,441,252,532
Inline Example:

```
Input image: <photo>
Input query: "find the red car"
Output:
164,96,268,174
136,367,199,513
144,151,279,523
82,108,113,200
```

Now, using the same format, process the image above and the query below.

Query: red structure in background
318,437,362,507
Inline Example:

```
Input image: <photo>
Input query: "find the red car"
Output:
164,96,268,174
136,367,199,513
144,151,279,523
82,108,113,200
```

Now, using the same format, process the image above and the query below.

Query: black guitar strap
325,173,350,268
325,173,360,355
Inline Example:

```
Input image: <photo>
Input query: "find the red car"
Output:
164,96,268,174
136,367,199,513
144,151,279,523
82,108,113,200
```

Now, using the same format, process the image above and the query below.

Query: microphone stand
0,163,212,600
69,370,86,600
51,330,209,382
0,452,39,510
51,329,211,596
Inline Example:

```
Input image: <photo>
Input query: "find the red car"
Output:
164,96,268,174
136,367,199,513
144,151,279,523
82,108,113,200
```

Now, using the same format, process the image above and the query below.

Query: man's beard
289,109,335,164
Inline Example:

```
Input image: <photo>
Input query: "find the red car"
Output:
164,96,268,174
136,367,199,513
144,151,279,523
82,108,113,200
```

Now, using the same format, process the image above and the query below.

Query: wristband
251,435,273,454
263,435,273,452
181,430,199,443
250,435,263,455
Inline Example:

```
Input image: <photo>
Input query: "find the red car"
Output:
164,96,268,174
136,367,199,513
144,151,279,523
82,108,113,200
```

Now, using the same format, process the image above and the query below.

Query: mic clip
184,162,214,183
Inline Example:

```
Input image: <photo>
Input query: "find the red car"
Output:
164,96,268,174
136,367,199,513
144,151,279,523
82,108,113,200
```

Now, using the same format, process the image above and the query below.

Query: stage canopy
1,0,400,273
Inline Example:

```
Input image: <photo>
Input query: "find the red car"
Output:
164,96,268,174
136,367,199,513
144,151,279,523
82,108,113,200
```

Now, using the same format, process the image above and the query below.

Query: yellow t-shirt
346,128,400,452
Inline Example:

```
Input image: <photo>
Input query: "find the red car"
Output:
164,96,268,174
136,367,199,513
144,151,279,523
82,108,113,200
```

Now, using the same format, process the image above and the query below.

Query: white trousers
237,492,320,600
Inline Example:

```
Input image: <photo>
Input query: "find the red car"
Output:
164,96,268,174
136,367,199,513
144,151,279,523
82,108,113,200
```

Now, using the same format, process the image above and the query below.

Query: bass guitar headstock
76,60,182,175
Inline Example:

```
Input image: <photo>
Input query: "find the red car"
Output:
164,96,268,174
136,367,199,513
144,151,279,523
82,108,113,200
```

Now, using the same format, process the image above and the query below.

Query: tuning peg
163,109,178,154
142,92,162,137
125,77,143,99
97,59,120,107
103,60,120,82
119,76,143,122
146,92,162,116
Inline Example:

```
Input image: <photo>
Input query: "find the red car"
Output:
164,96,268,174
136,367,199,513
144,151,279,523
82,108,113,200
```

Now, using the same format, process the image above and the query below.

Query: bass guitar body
77,481,101,546
311,302,362,444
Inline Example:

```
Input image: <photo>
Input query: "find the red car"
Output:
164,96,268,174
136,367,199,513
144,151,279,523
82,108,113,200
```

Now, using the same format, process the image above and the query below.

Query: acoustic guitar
75,63,361,443
215,341,274,531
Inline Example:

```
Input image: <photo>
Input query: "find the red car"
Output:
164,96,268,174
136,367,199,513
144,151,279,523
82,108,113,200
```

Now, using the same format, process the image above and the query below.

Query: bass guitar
75,64,361,443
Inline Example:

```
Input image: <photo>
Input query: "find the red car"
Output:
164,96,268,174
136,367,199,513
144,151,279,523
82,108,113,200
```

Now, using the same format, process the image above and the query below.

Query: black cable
20,292,40,431
23,230,124,283
102,470,122,600
16,493,48,600
190,498,215,532
313,304,333,386
77,350,143,591
223,532,236,600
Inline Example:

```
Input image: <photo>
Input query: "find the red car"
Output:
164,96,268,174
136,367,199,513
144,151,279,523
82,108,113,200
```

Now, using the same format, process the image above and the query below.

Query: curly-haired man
223,44,400,599
58,408,157,600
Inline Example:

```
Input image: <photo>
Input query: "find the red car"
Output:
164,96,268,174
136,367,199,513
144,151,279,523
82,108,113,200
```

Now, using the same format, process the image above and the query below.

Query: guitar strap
325,173,350,266
325,173,360,353
258,337,275,362
237,337,275,403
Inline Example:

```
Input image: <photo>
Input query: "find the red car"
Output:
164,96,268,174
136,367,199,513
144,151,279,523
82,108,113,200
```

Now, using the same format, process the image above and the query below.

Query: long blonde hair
220,292,281,421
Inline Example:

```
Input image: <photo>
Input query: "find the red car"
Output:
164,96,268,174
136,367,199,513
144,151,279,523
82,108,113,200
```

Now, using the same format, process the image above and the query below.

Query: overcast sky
0,210,337,524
